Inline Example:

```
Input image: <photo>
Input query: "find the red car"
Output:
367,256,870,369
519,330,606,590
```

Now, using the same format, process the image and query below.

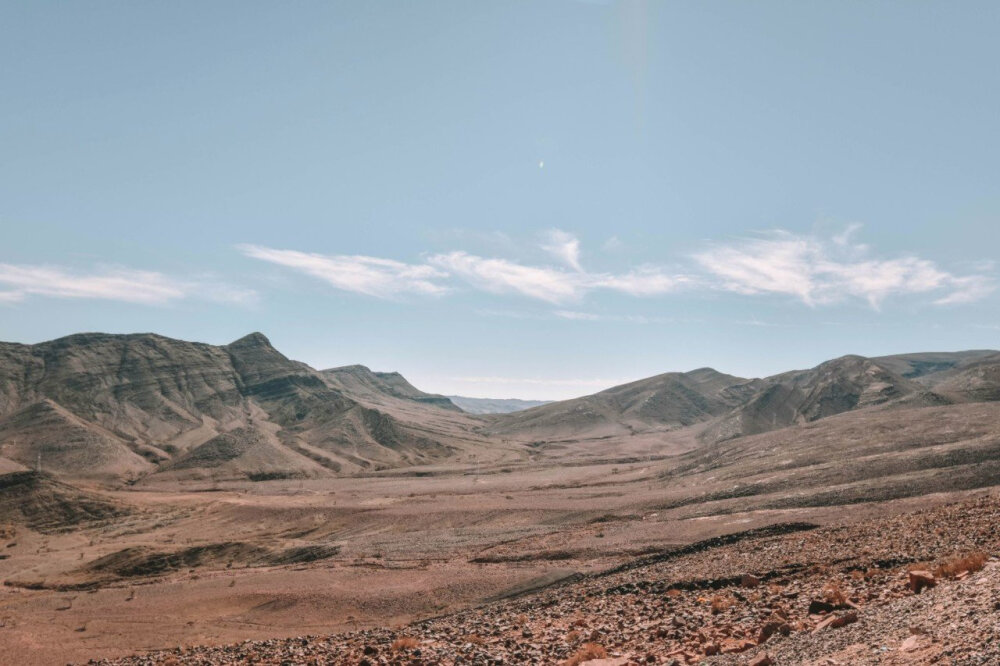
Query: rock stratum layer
0,332,491,482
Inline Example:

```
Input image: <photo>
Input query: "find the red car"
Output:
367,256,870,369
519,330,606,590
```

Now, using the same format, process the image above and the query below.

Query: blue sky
1,1,998,399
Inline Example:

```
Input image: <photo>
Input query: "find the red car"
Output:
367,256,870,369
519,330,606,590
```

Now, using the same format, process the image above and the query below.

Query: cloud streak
428,252,687,303
239,245,448,299
693,230,993,308
0,263,255,306
240,227,993,310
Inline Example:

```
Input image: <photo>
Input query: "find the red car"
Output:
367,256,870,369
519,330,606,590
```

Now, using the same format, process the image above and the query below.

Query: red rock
720,639,756,654
811,611,858,634
741,574,761,588
908,570,936,594
748,653,774,666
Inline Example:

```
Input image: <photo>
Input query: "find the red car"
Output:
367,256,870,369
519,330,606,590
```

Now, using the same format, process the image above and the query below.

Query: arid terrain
0,333,997,665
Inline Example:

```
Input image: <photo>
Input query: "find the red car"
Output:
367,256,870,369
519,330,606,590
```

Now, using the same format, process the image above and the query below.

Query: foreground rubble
93,494,1000,666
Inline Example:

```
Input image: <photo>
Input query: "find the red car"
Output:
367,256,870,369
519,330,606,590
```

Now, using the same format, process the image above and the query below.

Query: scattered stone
88,495,1000,666
811,610,858,634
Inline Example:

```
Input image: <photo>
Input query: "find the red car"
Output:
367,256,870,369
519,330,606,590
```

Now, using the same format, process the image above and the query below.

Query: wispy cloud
427,252,686,304
428,251,584,303
239,227,993,310
693,229,994,308
539,229,583,271
0,263,255,306
592,267,691,296
239,245,449,299
932,275,995,305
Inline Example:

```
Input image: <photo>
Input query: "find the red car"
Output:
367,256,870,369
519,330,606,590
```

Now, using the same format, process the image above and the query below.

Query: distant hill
484,367,758,441
322,365,459,411
486,350,1000,444
446,396,551,414
704,351,998,443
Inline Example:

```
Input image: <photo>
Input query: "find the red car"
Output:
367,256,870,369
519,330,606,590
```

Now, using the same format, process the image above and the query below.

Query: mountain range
0,331,997,484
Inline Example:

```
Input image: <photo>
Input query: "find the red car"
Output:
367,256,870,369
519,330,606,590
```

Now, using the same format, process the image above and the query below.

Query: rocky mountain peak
227,332,274,349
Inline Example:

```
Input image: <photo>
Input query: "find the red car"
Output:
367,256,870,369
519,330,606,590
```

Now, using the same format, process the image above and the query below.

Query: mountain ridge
0,332,493,483
1,332,997,483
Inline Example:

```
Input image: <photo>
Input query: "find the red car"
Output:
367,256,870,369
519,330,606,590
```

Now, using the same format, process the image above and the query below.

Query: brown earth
0,399,997,663
0,334,999,664
92,491,1000,666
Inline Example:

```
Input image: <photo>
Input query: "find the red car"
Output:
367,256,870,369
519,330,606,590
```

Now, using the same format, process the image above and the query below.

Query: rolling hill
485,350,1000,444
483,367,759,441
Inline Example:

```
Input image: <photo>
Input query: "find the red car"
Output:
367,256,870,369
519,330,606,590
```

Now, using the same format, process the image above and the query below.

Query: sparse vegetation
710,593,733,614
822,582,848,606
934,551,989,579
562,643,607,666
390,636,419,652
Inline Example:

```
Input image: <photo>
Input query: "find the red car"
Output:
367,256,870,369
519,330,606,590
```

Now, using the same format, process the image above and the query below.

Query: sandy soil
1,403,999,664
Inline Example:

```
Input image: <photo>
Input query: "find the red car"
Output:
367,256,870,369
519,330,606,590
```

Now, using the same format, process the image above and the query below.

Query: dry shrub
710,594,733,615
461,633,485,645
934,552,988,579
822,582,848,606
665,588,682,598
390,636,420,652
565,629,581,643
562,643,608,666
515,613,529,625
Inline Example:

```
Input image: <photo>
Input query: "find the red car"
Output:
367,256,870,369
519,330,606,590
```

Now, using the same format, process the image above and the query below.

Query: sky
1,1,998,400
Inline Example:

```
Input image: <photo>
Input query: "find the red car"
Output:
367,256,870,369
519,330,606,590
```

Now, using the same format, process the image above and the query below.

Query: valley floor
0,404,998,665
94,491,1000,666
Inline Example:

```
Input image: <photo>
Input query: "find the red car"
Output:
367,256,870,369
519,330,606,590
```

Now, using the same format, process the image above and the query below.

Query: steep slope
446,396,551,414
0,333,490,482
486,368,756,441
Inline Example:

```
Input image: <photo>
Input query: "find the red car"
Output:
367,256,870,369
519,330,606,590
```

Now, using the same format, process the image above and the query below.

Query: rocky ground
92,492,1000,666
